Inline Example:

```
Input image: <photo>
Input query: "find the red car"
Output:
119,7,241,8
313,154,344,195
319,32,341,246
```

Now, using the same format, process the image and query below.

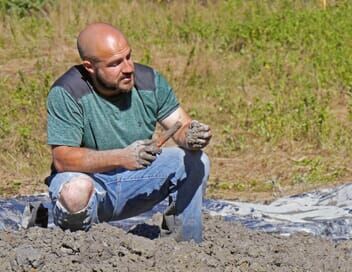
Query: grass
0,0,352,200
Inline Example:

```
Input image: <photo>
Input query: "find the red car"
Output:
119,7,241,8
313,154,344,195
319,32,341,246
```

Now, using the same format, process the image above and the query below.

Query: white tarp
204,183,352,240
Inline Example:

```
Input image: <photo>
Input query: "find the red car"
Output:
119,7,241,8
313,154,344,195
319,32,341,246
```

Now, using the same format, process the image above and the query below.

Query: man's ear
82,60,95,74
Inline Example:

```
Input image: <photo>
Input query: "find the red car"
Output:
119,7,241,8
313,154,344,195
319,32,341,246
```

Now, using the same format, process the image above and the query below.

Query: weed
0,0,52,17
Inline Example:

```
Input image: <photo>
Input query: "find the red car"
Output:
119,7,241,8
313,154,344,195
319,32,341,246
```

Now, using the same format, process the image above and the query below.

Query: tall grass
0,0,351,198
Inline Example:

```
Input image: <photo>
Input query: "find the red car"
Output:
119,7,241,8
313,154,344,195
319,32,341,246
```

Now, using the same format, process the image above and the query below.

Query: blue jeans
48,147,210,243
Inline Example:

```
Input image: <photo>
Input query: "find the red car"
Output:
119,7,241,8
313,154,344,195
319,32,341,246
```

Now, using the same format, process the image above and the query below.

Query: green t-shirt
47,65,179,150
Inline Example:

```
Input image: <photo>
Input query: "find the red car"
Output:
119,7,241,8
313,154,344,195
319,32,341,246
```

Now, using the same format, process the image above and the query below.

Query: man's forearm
171,122,191,149
52,146,127,173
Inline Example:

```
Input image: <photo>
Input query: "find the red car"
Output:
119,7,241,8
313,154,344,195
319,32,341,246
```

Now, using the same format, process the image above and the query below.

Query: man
46,23,211,243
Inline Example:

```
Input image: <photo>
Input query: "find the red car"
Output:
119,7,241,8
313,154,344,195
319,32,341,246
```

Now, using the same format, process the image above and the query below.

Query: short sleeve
155,72,180,121
47,86,84,146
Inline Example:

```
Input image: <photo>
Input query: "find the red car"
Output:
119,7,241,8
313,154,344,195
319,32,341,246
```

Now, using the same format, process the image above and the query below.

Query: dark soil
0,214,351,272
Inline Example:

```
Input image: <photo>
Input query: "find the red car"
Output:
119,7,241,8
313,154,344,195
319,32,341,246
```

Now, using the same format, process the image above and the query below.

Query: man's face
92,44,135,95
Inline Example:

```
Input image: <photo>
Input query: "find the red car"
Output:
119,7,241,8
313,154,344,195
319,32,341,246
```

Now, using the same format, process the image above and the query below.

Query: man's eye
109,61,122,67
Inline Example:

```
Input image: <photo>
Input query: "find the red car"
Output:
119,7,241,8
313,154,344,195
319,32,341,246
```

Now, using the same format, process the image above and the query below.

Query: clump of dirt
0,214,351,271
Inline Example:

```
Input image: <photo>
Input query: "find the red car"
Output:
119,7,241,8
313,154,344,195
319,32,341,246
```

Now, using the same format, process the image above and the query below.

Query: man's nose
122,59,134,73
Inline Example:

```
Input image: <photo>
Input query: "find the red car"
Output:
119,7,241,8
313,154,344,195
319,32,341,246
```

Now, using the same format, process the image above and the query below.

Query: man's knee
184,150,210,177
200,151,210,177
58,175,94,214
160,147,210,188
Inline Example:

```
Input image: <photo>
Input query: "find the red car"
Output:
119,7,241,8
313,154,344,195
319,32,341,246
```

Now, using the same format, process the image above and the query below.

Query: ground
1,214,351,271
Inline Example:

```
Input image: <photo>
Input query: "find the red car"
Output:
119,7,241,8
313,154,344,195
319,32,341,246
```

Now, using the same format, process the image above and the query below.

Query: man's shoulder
134,63,157,91
51,65,92,101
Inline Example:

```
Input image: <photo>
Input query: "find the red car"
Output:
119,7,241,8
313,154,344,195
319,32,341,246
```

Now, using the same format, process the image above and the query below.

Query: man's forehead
94,37,131,61
105,35,129,51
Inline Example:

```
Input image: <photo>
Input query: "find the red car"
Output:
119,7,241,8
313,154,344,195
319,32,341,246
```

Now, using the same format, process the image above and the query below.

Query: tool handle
156,121,182,148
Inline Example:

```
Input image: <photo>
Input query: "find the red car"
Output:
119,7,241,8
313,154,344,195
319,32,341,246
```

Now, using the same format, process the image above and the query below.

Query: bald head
76,23,135,96
77,23,128,62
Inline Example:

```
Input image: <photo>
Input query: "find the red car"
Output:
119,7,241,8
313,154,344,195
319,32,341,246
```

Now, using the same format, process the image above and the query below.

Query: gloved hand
185,120,212,150
122,139,162,170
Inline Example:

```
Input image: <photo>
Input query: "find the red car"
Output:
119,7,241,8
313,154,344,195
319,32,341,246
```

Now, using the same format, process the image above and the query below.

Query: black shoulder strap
51,65,92,100
134,63,156,91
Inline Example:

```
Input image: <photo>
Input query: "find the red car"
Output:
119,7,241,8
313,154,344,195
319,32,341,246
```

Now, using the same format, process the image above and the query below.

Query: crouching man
46,23,211,243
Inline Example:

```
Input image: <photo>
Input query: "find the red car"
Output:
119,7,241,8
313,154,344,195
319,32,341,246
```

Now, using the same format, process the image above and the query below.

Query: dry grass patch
1,0,352,200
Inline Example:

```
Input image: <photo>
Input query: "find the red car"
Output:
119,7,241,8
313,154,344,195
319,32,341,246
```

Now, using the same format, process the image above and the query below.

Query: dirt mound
0,214,351,271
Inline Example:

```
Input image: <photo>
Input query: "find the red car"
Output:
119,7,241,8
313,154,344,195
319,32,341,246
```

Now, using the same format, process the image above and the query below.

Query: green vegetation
0,0,50,16
0,0,351,199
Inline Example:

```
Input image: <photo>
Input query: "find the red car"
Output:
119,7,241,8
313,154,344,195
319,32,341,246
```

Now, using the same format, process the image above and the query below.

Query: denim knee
53,194,97,231
183,149,210,181
48,172,100,231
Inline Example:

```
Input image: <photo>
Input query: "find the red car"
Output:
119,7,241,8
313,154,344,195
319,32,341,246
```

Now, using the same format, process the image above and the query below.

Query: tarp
1,183,352,240
205,183,352,241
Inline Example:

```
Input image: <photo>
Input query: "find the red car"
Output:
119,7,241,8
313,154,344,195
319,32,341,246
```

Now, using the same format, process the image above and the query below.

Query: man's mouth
120,74,133,83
